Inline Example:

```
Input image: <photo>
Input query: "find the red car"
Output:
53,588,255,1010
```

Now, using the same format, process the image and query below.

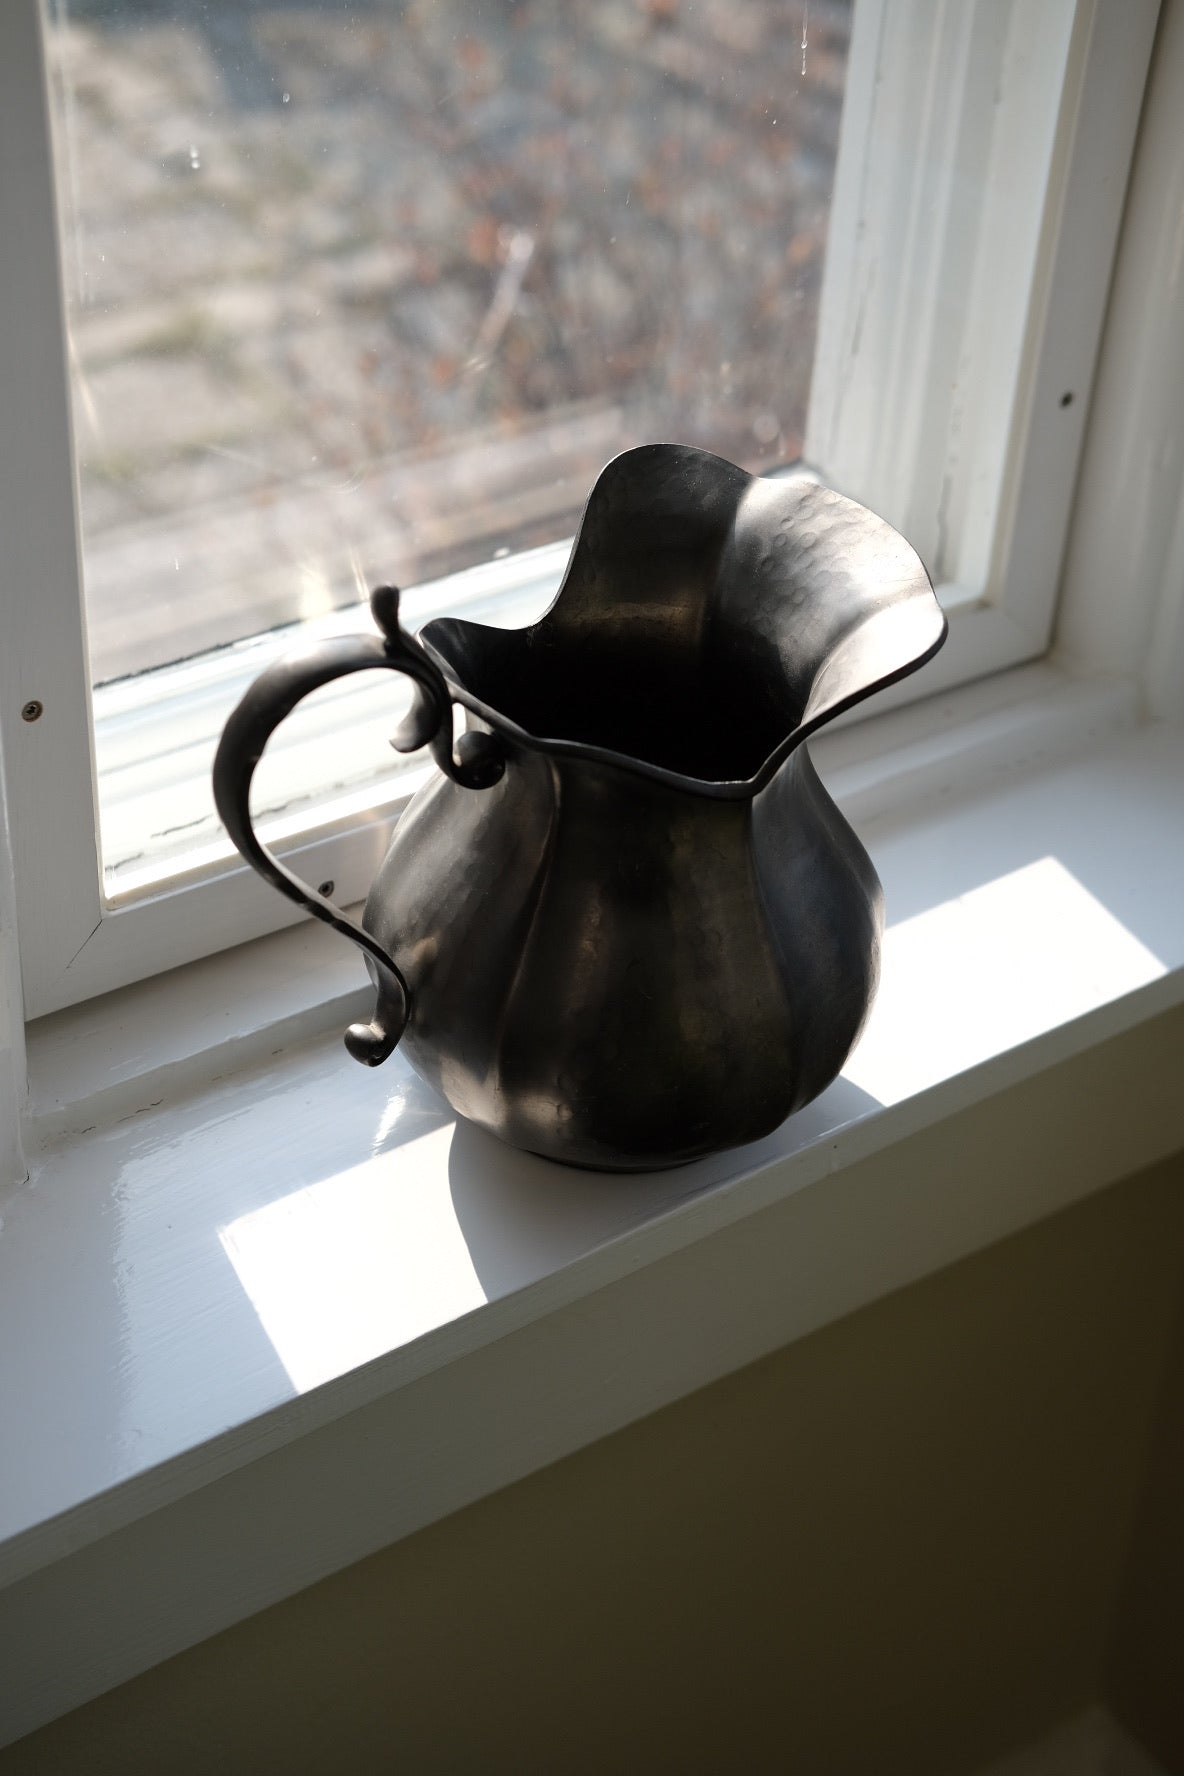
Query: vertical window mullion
0,1,104,1015
805,0,1156,656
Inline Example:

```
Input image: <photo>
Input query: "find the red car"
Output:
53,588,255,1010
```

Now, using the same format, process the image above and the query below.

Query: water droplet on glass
188,145,201,170
282,91,291,104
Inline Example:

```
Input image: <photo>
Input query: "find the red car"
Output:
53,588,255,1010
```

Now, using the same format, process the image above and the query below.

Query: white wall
0,720,27,1191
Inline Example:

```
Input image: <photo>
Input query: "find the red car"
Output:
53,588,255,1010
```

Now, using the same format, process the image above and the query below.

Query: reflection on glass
47,0,851,685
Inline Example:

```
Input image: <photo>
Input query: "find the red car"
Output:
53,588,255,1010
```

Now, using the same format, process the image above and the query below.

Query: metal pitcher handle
212,584,504,1066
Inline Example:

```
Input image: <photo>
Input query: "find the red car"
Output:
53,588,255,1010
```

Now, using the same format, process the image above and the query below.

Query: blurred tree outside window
47,0,851,685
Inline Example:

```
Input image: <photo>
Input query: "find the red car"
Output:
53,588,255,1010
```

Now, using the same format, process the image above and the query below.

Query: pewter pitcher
214,445,946,1170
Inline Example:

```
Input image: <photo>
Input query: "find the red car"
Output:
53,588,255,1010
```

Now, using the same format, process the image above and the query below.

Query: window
54,0,853,900
0,0,1159,1017
55,0,849,686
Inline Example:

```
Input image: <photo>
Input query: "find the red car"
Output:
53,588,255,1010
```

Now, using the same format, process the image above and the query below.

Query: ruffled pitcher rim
421,442,948,801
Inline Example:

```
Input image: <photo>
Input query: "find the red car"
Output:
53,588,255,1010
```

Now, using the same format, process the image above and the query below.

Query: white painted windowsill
2,662,1183,1749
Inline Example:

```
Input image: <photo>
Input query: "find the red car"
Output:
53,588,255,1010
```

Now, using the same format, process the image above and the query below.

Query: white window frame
0,0,1160,1020
806,0,1156,701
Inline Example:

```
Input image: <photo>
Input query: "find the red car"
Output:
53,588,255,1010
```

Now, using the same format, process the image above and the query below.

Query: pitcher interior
423,616,806,785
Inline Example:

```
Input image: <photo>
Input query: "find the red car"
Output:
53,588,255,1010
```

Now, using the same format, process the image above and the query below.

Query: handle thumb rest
211,587,503,1068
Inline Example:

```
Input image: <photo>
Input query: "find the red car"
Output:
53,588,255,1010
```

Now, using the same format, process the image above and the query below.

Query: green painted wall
1110,1203,1184,1770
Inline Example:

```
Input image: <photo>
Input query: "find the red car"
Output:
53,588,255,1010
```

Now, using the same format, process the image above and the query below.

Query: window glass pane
45,0,851,886
50,0,849,682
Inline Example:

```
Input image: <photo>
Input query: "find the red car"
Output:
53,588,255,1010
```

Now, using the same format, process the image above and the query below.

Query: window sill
2,664,1183,1748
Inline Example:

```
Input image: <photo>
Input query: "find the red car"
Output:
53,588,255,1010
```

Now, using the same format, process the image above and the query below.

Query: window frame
806,0,1160,707
0,0,1160,1020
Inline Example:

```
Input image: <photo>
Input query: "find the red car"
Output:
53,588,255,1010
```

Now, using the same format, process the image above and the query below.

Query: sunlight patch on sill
218,1123,484,1394
214,853,1168,1399
845,857,1166,1106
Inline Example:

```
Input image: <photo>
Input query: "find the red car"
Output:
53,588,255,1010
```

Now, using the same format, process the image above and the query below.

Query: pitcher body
363,733,880,1168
